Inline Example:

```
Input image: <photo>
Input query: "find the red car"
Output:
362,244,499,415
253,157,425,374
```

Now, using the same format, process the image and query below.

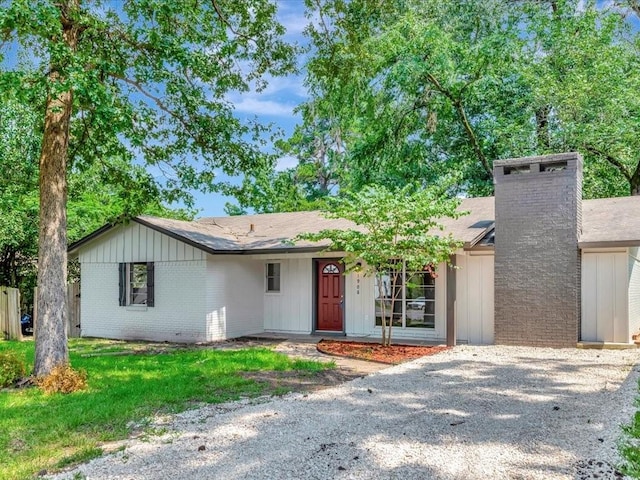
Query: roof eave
579,240,640,249
465,244,495,252
464,223,495,250
68,221,121,256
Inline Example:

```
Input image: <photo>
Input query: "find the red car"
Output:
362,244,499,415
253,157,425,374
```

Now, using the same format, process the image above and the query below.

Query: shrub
0,351,26,387
36,363,87,394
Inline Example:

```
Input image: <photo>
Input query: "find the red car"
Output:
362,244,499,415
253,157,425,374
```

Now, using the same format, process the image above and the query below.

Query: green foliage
0,1,295,321
0,338,332,479
0,0,296,204
234,0,640,214
297,183,464,345
621,407,640,476
0,100,194,310
299,184,464,274
0,350,26,387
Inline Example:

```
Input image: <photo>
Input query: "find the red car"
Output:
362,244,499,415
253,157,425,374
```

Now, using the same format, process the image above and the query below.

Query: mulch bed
317,339,449,364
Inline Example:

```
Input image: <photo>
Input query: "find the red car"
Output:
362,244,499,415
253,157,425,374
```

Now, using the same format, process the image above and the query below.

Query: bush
0,351,26,387
36,364,87,394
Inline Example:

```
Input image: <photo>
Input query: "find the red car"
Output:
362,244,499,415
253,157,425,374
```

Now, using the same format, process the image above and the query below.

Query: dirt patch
242,369,363,394
317,340,449,364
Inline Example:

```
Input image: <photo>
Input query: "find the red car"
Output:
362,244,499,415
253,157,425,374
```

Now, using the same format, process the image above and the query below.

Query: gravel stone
47,345,640,480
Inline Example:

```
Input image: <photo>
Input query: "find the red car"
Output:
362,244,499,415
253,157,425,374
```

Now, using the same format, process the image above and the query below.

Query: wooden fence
33,282,81,339
0,286,22,341
67,282,81,338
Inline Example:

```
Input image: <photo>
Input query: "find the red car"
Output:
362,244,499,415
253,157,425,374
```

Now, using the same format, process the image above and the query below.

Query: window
266,263,281,292
374,264,435,329
322,264,340,274
119,262,154,307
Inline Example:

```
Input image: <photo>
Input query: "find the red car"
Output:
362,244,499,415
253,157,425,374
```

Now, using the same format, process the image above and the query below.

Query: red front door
316,260,344,331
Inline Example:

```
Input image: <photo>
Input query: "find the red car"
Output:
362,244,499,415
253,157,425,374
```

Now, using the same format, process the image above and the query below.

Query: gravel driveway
49,345,640,480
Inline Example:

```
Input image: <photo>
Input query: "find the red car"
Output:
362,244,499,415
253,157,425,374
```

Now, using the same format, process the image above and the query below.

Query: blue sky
194,0,311,218
0,1,311,219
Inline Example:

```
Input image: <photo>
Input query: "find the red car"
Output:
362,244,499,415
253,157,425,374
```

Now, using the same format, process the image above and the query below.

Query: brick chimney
493,153,583,347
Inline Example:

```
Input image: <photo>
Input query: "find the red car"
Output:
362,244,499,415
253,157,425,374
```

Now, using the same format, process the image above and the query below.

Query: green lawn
621,403,640,477
0,338,331,480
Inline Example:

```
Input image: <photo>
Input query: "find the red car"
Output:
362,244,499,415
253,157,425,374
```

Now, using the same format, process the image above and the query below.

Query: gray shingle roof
580,196,640,247
134,196,496,254
70,195,640,255
136,211,357,253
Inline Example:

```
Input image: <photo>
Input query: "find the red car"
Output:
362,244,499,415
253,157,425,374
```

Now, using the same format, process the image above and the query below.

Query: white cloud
233,97,297,117
275,154,299,171
277,2,309,37
260,74,307,98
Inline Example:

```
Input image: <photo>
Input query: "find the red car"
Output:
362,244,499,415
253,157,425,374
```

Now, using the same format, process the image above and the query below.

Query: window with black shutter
118,262,155,307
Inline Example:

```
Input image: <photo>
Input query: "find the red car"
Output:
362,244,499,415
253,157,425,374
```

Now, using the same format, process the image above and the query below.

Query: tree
0,0,296,375
297,184,464,346
234,0,640,216
0,101,40,304
283,0,529,199
520,0,640,197
0,99,192,323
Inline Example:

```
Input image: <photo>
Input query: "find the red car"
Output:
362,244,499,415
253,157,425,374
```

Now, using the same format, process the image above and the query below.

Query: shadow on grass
0,341,330,479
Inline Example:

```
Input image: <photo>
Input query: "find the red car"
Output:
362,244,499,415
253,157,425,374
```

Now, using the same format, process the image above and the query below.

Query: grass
621,405,640,477
0,338,332,480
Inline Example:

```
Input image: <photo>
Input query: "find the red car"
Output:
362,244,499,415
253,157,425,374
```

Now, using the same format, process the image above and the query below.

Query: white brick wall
80,261,208,343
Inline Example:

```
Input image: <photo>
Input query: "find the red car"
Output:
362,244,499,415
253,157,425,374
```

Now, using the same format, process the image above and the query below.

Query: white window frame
374,262,435,329
265,262,281,293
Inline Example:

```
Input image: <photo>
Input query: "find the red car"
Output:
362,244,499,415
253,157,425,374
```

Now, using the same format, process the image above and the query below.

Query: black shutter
146,262,155,307
118,263,126,306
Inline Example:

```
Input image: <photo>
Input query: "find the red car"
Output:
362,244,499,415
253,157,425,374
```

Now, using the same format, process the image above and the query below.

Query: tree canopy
0,0,297,374
231,0,640,213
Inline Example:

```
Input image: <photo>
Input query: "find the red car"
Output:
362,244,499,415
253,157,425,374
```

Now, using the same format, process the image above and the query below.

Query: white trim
582,247,628,254
265,262,281,293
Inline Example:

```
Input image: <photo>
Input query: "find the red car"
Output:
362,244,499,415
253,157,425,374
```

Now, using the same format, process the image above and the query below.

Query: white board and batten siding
581,249,630,343
79,222,209,343
205,256,264,341
456,253,494,345
78,222,206,264
262,257,313,334
629,247,640,338
258,254,450,341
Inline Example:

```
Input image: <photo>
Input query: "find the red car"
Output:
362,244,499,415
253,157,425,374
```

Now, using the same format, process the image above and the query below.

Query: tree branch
583,144,632,182
109,74,205,148
210,0,257,46
423,72,492,178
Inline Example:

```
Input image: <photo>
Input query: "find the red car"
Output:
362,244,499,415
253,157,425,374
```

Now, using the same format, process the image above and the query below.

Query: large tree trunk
34,3,79,376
